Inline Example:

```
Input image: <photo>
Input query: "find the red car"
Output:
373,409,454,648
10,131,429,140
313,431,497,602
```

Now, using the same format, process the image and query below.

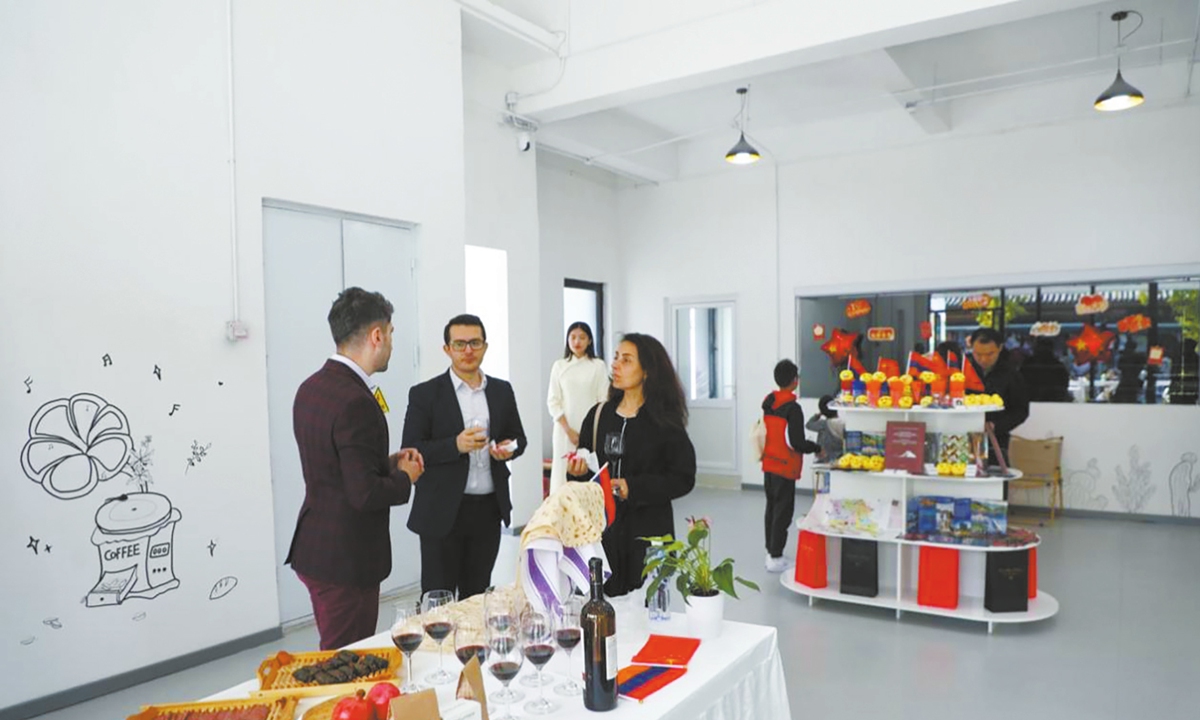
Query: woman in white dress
547,322,610,492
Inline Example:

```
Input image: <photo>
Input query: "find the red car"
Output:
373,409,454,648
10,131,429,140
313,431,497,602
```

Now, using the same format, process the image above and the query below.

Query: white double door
263,202,420,624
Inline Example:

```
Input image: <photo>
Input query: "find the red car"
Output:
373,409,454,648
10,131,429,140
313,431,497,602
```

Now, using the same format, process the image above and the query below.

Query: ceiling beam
512,0,1099,123
453,0,561,57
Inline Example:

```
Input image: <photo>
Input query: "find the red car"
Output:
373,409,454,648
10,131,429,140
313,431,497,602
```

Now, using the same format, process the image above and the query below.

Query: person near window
1020,337,1071,402
287,288,424,650
761,361,821,574
402,314,527,599
967,327,1030,467
546,322,610,494
565,333,696,596
1112,335,1148,404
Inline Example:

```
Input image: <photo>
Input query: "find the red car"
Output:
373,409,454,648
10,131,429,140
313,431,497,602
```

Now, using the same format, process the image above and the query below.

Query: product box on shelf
985,550,1030,613
918,545,960,610
840,539,879,598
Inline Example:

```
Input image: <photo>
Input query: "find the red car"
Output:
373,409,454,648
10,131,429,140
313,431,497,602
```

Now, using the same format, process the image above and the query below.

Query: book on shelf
885,421,926,474
840,538,879,597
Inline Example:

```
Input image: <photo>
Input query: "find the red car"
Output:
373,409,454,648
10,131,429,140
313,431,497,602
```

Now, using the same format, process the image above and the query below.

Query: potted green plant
641,516,759,638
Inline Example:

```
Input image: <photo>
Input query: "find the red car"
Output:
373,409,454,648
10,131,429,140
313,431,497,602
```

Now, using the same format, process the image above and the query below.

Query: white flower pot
685,591,724,639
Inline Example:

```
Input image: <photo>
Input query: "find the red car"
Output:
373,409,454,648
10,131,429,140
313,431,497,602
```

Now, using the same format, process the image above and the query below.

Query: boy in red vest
762,360,821,573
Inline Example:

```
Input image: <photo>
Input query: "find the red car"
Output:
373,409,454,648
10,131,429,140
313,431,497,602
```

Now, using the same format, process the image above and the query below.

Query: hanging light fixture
725,87,761,165
1094,10,1145,112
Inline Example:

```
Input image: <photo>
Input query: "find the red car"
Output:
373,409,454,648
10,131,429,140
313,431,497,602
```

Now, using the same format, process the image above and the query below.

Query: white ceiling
463,0,1200,183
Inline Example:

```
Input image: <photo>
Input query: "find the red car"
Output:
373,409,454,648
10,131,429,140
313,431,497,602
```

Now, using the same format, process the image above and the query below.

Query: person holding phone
565,333,695,596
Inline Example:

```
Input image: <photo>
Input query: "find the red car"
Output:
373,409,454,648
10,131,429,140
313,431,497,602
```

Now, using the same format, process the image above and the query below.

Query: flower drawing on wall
1063,458,1108,511
21,393,134,500
1112,445,1155,514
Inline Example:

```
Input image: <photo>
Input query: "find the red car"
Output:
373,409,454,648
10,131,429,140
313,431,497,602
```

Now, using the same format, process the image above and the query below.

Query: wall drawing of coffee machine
87,492,182,607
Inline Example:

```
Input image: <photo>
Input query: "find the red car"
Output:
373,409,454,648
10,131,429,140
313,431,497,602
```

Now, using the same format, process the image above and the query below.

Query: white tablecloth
205,613,790,720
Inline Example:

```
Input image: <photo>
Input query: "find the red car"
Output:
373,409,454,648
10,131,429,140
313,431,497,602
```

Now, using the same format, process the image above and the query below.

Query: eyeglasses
449,339,486,351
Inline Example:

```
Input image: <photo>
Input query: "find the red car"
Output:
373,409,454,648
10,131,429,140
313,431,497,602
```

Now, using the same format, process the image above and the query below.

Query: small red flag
963,356,986,392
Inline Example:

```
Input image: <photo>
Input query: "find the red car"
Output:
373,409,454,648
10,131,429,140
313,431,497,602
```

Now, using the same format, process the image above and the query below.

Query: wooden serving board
300,695,346,720
256,647,400,697
128,695,296,720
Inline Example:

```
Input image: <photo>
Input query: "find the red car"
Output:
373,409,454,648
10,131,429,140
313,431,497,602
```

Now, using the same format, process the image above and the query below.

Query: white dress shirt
450,368,494,495
330,353,372,389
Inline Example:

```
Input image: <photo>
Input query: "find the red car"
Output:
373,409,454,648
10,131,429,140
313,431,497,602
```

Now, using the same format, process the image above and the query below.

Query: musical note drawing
102,354,112,367
24,377,32,393
153,365,162,381
169,403,181,417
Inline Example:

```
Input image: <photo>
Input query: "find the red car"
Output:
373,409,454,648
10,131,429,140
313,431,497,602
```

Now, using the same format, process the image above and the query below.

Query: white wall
616,103,1200,505
0,0,465,711
462,53,545,529
537,157,624,458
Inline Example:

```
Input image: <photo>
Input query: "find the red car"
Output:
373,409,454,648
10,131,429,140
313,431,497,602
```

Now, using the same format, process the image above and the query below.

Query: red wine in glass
554,628,581,651
424,620,454,643
456,644,488,665
394,631,424,654
523,643,556,669
489,660,522,684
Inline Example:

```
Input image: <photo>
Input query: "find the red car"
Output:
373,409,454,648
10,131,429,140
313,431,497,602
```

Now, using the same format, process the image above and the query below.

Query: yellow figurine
898,396,914,409
839,369,855,381
950,372,966,382
859,373,873,383
936,462,951,476
855,394,870,406
838,454,854,469
869,456,886,472
919,396,934,407
872,371,887,382
919,371,937,383
951,462,968,477
901,374,913,385
849,455,865,470
877,396,894,408
992,394,1005,407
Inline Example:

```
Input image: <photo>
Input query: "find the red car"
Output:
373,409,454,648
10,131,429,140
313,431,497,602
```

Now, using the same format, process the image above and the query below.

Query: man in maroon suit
286,287,424,650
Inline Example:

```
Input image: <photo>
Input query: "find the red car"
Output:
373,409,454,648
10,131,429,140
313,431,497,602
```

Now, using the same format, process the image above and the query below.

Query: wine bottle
582,557,617,711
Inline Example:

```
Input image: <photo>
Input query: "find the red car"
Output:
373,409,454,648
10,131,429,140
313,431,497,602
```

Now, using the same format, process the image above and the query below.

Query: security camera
517,131,533,152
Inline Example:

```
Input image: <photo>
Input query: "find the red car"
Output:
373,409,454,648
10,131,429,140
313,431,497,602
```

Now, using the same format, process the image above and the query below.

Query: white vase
685,591,724,639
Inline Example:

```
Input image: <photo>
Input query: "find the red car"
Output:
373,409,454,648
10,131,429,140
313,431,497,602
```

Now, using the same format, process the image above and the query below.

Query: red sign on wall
1148,346,1165,366
867,327,896,342
961,294,993,310
812,323,827,340
845,299,872,319
919,321,932,340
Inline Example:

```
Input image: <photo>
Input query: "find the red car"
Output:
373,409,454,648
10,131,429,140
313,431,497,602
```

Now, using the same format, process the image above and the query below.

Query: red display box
918,545,959,609
795,531,827,588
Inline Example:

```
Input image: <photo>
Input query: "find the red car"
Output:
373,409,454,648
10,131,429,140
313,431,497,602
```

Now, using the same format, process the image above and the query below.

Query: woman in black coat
566,333,696,596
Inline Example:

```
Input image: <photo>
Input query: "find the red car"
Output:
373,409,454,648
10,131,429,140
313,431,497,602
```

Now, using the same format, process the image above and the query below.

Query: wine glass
553,595,584,697
518,606,555,689
604,430,625,481
468,417,489,468
485,587,515,634
521,608,559,715
389,602,425,694
486,626,525,720
421,590,456,685
454,618,488,668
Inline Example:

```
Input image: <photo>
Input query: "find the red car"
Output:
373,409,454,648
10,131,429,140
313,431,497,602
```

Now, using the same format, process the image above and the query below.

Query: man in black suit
402,314,527,598
287,287,424,650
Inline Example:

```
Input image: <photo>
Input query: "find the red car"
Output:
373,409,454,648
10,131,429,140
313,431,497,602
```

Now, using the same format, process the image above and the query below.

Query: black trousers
763,473,796,558
419,493,502,600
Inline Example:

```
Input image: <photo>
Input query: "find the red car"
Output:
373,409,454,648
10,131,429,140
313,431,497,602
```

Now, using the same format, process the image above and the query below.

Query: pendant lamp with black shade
725,87,761,165
1094,10,1145,112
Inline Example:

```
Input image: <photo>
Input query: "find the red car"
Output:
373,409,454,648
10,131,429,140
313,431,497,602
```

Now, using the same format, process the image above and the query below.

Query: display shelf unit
784,406,1059,633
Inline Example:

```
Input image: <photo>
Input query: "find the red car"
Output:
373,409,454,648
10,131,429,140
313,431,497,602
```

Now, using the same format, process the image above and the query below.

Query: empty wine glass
604,430,625,480
485,587,515,634
521,608,559,715
553,595,584,696
454,618,488,668
486,625,524,720
389,602,425,694
421,589,456,685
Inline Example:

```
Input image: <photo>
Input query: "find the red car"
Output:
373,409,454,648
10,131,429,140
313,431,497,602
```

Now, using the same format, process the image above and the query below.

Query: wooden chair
1006,435,1064,521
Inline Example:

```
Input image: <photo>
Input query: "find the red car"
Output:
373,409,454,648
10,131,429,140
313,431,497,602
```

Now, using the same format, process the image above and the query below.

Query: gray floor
31,487,1200,720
